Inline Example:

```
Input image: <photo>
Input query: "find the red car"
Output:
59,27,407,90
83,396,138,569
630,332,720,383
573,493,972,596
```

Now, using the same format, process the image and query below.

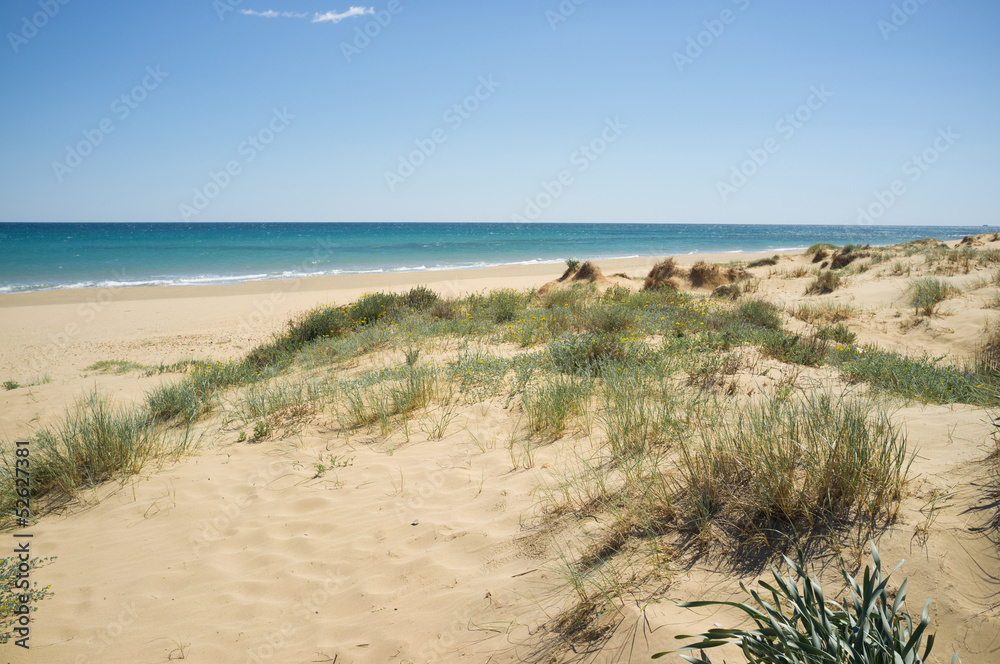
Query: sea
0,222,992,294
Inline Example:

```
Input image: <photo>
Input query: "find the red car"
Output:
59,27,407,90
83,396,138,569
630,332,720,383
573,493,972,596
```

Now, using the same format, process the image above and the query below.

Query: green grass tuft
908,278,958,316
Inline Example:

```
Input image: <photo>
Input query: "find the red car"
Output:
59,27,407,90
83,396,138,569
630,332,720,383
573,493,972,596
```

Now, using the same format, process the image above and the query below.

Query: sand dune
2,240,1000,663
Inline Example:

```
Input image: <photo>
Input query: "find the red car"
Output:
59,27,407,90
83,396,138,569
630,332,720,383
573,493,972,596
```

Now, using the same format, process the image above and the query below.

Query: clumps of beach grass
747,255,780,268
599,367,681,457
734,298,783,330
2,374,51,390
0,392,192,523
816,322,857,344
712,278,760,300
543,386,913,647
829,245,870,270
522,376,594,440
793,301,856,324
908,277,958,316
805,270,844,295
643,258,683,291
807,243,837,262
688,261,727,289
87,359,149,374
761,331,830,367
677,391,910,548
830,345,999,406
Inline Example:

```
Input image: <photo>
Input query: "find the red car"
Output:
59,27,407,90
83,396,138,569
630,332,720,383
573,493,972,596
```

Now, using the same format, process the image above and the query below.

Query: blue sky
0,0,997,225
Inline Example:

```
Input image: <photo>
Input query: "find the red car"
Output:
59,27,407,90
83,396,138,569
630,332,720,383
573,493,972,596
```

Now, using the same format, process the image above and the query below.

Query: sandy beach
2,239,999,664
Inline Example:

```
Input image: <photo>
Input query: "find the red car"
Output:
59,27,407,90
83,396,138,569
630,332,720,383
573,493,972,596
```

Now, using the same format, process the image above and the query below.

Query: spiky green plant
654,543,958,664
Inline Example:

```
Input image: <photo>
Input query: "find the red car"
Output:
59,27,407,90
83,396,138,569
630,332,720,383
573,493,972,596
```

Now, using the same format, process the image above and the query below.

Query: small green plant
252,420,271,440
565,257,581,272
404,347,420,367
762,331,829,366
816,322,857,344
1,381,18,391
735,299,783,330
1,556,55,644
349,292,399,326
237,430,247,442
657,543,957,664
401,285,439,310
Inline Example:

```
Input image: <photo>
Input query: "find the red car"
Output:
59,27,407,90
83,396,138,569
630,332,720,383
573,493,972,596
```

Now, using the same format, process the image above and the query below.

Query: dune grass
908,277,959,316
4,276,994,528
805,270,844,295
0,392,193,522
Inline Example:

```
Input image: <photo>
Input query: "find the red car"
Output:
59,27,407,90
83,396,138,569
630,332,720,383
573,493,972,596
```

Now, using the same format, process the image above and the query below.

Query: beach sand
2,241,999,663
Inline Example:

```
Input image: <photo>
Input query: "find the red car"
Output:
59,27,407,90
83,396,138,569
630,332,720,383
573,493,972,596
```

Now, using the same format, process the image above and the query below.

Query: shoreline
0,250,798,298
0,248,796,307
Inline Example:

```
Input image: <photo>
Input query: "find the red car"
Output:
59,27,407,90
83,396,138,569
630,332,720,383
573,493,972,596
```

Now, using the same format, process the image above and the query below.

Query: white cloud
240,9,309,18
312,6,375,23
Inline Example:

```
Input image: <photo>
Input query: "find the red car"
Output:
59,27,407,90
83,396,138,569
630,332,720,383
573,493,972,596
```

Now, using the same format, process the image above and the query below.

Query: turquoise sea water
0,223,992,294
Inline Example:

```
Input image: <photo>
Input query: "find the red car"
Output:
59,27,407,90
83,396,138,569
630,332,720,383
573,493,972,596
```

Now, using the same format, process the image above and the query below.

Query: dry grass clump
792,301,856,324
805,270,844,295
830,245,870,270
688,261,727,289
712,279,759,300
748,255,780,268
558,260,604,283
807,243,836,263
644,258,684,291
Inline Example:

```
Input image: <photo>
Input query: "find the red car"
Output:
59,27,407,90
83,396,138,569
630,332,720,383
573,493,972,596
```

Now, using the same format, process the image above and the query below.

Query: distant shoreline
1,222,988,296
